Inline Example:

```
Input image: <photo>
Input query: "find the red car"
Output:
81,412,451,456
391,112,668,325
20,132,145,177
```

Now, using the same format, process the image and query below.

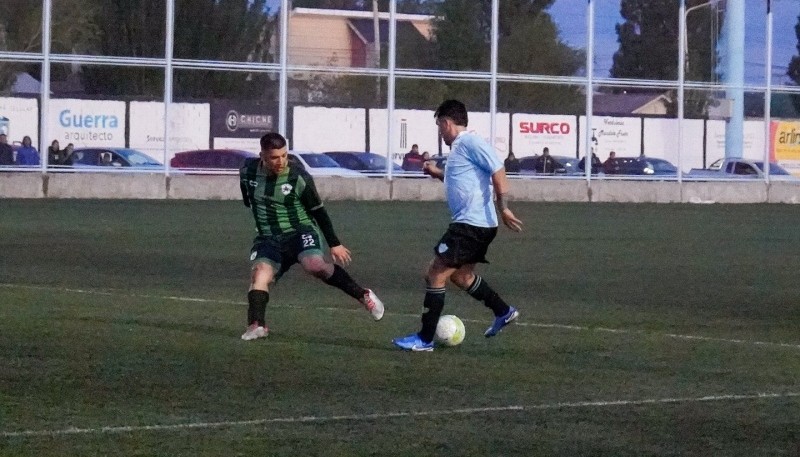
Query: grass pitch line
4,283,800,351
3,392,798,439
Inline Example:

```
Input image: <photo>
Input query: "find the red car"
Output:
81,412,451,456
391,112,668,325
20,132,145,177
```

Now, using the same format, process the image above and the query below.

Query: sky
268,0,799,85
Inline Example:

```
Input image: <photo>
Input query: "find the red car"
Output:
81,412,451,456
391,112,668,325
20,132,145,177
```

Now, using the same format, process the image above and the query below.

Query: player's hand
423,161,443,180
500,208,523,232
330,245,352,266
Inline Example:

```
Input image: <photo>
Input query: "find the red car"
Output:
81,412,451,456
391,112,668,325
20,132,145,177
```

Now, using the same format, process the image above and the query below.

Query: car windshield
359,153,392,170
649,159,677,172
754,161,791,176
299,153,340,168
117,149,161,166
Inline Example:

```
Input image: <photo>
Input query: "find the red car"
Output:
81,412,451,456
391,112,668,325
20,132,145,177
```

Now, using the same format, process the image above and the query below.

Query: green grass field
1,199,799,456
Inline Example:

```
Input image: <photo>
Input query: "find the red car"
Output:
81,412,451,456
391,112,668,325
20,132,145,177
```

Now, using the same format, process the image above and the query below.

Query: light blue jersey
444,131,503,227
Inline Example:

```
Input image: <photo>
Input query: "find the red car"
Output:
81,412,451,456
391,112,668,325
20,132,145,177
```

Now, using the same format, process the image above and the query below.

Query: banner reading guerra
47,99,125,147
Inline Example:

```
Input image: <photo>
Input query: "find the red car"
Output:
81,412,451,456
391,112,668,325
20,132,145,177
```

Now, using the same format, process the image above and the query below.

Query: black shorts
250,229,324,280
434,223,498,268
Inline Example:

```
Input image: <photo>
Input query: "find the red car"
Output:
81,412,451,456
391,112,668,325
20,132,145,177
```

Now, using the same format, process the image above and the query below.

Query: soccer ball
434,315,465,347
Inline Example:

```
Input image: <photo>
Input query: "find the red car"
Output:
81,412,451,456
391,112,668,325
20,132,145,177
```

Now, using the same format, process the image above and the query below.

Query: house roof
593,93,668,115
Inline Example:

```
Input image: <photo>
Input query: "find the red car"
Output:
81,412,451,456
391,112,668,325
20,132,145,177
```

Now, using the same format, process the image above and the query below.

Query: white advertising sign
705,120,766,166
463,112,512,161
369,109,438,163
213,137,261,152
48,99,125,148
293,107,366,152
511,114,576,158
642,118,705,171
578,116,642,160
129,102,210,163
0,97,39,148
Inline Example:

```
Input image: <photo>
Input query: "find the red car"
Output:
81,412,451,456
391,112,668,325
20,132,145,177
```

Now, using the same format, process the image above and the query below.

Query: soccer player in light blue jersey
393,100,524,351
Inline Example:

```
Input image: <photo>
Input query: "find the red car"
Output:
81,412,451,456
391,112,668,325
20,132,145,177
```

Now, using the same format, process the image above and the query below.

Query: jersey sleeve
239,159,258,208
298,170,324,211
467,135,503,174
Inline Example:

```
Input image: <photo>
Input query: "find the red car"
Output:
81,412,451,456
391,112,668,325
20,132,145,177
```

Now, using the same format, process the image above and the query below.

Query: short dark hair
260,132,287,151
434,99,468,127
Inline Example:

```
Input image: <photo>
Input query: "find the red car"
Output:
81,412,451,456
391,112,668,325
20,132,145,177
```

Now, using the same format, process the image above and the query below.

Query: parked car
68,147,163,168
603,157,678,176
518,155,578,175
324,151,404,174
687,158,794,179
170,149,257,170
289,151,364,177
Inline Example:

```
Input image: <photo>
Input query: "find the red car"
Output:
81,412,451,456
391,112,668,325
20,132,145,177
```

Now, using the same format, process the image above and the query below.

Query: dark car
170,149,257,170
603,157,677,176
69,147,163,168
324,151,403,174
518,155,577,175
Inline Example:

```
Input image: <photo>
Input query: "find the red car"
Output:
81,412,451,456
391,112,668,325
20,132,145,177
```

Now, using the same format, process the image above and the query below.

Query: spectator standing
60,143,75,166
504,151,520,173
0,134,14,165
16,136,40,166
402,144,424,172
533,147,559,174
47,140,63,165
603,151,616,174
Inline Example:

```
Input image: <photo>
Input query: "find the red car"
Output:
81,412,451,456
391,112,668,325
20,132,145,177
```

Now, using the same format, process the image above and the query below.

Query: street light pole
683,0,719,74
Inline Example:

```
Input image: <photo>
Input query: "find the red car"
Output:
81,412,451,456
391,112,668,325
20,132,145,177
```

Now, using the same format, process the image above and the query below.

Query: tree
611,0,724,117
79,0,273,100
0,0,99,93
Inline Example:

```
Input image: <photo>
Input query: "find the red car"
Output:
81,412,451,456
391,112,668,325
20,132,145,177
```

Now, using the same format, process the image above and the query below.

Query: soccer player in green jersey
238,132,385,340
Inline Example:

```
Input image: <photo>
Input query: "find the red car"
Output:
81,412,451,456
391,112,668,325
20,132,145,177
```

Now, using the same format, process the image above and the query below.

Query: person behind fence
47,140,63,165
60,143,75,166
504,151,520,174
16,136,40,166
0,134,13,166
578,152,603,174
393,99,524,352
533,147,559,174
237,132,385,341
603,150,616,174
402,144,424,172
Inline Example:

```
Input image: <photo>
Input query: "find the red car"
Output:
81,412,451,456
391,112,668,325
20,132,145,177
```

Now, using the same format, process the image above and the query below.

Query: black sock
247,290,269,326
466,276,510,317
419,287,446,343
322,264,366,300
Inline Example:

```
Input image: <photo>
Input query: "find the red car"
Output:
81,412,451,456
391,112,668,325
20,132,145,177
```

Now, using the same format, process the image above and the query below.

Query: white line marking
2,392,798,438
2,283,800,350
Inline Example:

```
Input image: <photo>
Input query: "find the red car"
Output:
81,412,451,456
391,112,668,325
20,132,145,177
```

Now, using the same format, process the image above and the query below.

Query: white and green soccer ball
434,315,465,347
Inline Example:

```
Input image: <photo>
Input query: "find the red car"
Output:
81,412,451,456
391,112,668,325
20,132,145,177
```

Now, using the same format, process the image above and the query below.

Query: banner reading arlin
771,121,800,161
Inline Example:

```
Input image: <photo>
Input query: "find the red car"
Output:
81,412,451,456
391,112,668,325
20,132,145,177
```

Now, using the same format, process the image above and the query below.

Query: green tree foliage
0,0,99,93
611,0,723,117
787,13,800,113
80,0,273,99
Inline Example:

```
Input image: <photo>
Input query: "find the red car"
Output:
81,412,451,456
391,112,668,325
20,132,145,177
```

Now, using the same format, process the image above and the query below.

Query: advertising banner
0,97,39,147
705,120,767,166
642,118,705,171
369,109,437,164
211,101,274,153
578,116,641,160
48,99,125,148
770,120,800,175
293,106,366,152
129,101,210,163
511,114,576,159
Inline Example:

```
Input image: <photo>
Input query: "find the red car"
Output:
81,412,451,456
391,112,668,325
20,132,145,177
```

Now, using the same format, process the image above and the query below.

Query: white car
289,151,364,178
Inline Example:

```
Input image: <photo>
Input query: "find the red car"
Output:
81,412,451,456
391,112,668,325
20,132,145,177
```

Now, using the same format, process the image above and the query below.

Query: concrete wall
4,172,800,204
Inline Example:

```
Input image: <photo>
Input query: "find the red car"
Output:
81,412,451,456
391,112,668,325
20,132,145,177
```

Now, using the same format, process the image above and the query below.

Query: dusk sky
269,0,799,85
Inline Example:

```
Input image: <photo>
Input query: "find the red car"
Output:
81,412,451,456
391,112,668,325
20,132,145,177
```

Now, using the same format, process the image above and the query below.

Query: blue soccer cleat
484,306,519,337
392,333,434,352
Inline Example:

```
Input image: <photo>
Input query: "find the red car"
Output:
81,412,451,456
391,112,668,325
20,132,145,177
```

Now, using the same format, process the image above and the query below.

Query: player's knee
301,258,330,278
251,263,274,286
450,271,473,289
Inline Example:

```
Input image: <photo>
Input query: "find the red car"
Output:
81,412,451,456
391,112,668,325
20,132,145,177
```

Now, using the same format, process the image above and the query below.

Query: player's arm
491,168,523,232
299,174,353,264
423,160,444,181
239,177,250,208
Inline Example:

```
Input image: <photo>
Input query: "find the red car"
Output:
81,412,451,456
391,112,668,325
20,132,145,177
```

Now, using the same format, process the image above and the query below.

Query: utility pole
373,0,381,104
